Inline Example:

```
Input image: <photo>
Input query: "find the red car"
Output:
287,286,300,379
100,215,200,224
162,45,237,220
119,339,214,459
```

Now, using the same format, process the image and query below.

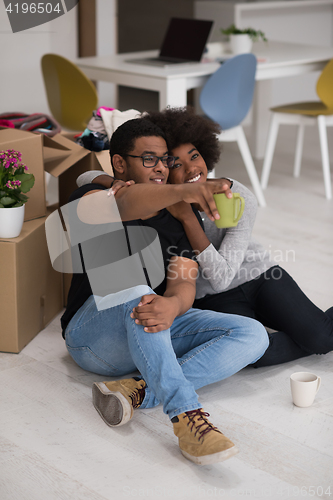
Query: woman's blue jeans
65,285,268,420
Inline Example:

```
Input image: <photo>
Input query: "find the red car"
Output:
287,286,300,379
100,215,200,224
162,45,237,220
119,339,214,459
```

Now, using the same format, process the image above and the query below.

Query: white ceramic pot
0,204,25,239
230,34,253,54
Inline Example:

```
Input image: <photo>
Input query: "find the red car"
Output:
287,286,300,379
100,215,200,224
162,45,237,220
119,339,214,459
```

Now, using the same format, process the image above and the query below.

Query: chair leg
261,114,280,189
293,124,305,178
236,127,266,207
317,115,332,200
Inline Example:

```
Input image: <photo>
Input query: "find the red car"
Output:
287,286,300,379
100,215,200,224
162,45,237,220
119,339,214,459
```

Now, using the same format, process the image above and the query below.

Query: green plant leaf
221,24,267,42
15,173,35,193
18,193,28,202
0,203,4,208
12,202,24,207
0,196,16,206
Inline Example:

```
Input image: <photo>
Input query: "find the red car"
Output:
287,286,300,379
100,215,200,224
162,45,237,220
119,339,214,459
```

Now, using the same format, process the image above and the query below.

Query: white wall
0,4,78,115
96,0,117,108
195,0,333,106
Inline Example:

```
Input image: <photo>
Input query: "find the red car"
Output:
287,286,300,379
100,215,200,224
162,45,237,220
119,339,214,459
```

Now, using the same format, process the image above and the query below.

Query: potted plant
221,24,267,55
0,149,35,238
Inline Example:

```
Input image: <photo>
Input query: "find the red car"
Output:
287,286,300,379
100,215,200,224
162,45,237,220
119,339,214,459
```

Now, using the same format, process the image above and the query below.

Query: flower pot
0,205,25,239
230,34,253,54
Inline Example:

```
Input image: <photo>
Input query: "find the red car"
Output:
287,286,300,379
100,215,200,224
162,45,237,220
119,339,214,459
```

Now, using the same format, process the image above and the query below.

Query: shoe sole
92,382,133,427
181,445,239,465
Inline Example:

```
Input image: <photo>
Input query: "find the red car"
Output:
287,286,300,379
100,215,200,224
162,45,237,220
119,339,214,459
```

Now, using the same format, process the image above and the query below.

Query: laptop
126,18,213,67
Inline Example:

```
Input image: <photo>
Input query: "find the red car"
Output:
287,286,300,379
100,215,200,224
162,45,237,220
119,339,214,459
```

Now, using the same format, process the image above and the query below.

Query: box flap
43,133,90,177
43,134,72,151
0,127,38,142
44,148,90,177
95,150,112,175
44,133,84,153
43,146,73,163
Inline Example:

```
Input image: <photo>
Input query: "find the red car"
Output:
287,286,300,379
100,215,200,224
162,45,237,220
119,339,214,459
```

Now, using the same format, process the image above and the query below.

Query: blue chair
200,53,266,207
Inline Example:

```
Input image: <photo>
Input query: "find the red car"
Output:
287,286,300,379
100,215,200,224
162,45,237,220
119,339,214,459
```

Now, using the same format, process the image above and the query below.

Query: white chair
261,59,333,200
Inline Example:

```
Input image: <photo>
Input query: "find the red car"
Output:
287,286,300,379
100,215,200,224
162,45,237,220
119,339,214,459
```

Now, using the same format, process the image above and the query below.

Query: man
62,118,268,465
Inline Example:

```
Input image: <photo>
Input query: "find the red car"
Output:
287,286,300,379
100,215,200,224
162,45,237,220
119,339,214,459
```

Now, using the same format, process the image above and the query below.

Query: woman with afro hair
77,106,333,367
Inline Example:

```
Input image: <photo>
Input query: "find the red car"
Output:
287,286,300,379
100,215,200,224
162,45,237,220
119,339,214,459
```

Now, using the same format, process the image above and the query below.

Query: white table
75,41,333,159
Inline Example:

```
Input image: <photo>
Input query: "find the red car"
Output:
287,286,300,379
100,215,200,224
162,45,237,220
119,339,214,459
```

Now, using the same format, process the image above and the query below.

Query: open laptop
125,18,213,67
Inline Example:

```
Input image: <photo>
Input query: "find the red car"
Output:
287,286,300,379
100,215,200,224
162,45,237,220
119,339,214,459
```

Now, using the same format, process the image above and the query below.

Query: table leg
252,80,272,159
159,78,187,110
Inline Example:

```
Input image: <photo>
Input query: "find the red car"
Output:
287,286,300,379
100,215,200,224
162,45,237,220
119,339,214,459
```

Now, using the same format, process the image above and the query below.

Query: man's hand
206,178,233,197
179,179,233,222
130,294,179,333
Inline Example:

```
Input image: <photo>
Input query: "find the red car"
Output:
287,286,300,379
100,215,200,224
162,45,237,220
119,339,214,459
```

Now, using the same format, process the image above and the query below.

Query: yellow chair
41,54,98,131
261,58,333,199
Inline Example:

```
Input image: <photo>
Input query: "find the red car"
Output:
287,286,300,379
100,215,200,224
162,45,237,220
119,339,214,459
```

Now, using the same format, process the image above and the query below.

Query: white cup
290,372,321,408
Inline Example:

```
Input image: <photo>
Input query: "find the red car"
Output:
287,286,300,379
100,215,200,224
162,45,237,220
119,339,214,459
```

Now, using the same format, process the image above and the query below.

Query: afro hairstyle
142,107,221,171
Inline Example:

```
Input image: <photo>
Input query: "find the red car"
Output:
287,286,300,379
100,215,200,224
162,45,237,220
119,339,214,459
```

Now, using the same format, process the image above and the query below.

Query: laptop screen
159,18,213,62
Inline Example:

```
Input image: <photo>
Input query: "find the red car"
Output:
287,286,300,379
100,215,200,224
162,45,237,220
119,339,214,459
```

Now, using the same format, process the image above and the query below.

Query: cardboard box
1,128,112,314
0,128,46,222
0,128,111,221
43,133,111,208
0,216,63,353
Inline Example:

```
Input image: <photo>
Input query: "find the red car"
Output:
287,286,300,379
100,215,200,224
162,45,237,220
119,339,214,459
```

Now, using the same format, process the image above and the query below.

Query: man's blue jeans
65,286,268,420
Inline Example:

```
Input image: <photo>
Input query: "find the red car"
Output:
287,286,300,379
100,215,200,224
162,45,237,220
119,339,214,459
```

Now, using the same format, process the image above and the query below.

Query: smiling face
114,136,170,185
167,143,208,185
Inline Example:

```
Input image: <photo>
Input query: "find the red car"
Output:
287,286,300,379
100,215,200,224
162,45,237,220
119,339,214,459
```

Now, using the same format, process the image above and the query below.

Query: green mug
213,192,245,228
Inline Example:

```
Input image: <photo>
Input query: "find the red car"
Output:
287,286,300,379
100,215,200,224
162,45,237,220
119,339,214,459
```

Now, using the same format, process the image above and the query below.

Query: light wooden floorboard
1,127,332,500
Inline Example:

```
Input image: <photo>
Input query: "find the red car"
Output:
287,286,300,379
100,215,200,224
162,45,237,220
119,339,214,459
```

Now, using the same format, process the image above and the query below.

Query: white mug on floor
290,372,321,408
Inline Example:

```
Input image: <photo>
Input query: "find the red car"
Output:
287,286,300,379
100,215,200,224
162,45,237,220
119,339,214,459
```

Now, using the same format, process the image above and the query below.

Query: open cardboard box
0,216,63,353
43,132,111,208
0,127,112,220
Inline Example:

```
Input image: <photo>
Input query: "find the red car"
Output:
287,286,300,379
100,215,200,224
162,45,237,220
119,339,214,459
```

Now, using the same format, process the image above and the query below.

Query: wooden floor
1,126,333,500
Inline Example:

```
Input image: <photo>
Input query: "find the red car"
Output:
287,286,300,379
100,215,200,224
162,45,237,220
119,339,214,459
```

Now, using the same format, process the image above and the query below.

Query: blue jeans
65,285,268,420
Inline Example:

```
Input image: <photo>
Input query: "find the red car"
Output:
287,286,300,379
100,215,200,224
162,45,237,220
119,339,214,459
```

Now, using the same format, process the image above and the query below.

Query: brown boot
92,378,146,427
172,409,238,465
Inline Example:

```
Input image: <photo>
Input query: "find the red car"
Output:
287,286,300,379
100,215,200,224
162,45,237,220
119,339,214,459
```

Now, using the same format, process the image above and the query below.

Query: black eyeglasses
125,154,176,168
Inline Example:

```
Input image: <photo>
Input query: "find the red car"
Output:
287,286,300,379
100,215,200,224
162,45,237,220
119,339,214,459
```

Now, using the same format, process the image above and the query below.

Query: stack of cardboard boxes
0,128,111,353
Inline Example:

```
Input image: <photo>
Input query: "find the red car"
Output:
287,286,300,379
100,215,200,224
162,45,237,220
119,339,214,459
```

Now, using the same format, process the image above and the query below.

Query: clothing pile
0,112,61,136
75,107,140,152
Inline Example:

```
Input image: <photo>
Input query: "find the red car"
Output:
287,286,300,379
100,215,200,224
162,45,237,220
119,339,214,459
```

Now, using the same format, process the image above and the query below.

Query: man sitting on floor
60,118,268,465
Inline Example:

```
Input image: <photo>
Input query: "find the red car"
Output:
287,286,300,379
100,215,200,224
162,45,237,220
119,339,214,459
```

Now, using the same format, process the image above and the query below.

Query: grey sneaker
92,377,146,427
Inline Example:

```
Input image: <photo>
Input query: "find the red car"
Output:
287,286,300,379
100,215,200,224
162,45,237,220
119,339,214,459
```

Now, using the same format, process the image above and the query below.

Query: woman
78,107,333,367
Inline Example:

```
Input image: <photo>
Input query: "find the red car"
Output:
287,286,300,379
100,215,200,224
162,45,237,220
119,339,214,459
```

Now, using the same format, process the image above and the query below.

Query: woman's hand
108,179,135,196
130,294,179,333
167,201,196,223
